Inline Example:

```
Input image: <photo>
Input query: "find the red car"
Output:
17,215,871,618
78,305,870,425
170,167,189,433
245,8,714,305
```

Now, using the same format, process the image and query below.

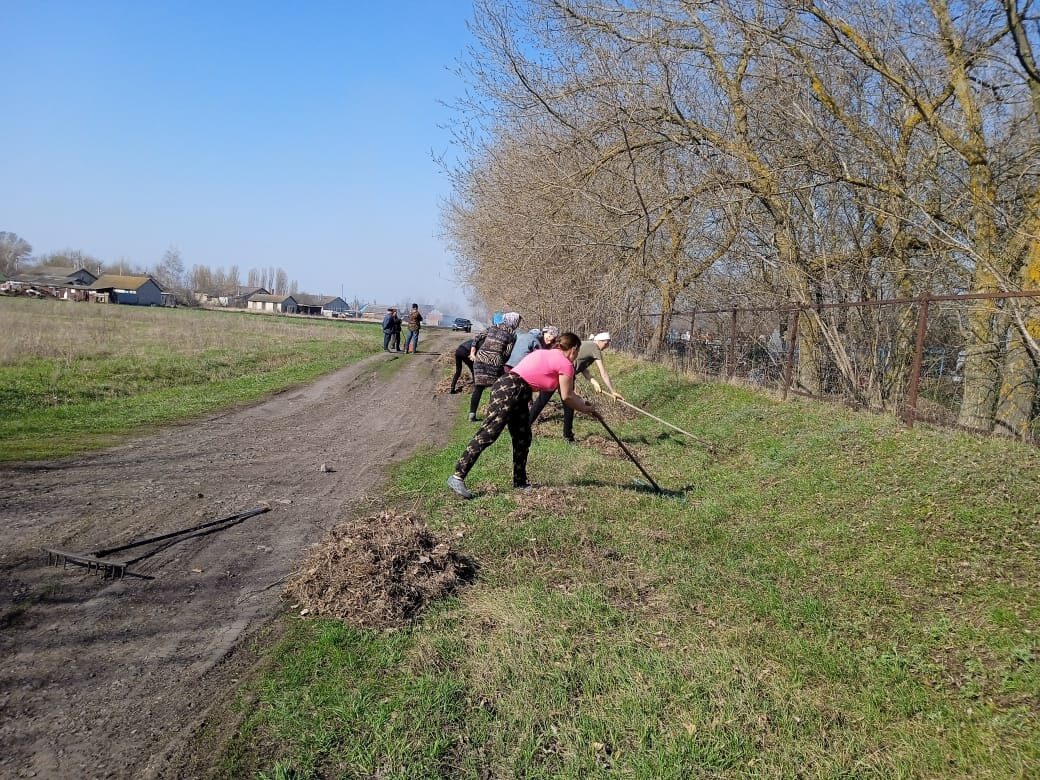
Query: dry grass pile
581,434,626,459
286,511,477,628
435,372,473,395
435,351,473,394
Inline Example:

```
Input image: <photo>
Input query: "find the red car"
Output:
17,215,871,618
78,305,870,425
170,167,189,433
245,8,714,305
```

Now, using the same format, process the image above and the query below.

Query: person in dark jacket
450,338,475,394
468,312,521,421
391,309,403,351
380,307,398,351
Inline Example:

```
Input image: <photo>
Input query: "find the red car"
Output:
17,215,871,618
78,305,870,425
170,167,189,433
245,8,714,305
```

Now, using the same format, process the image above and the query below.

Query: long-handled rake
43,505,270,580
611,396,717,454
594,414,663,494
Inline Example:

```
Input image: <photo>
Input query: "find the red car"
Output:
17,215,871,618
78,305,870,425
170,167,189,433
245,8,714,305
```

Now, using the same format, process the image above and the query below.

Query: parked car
451,317,472,332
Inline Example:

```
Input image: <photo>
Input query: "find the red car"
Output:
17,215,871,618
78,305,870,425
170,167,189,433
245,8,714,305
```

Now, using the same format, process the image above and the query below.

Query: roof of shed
249,293,297,303
294,294,344,307
89,274,161,291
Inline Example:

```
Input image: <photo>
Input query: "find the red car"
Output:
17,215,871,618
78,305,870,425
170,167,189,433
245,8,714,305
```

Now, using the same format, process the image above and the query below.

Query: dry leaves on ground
286,511,477,629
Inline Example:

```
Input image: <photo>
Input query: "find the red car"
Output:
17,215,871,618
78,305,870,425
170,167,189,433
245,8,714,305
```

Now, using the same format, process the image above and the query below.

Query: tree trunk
994,320,1039,437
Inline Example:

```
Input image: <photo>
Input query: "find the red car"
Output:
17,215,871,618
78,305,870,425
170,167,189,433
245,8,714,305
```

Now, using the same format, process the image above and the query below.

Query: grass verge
0,299,381,461
214,355,1039,779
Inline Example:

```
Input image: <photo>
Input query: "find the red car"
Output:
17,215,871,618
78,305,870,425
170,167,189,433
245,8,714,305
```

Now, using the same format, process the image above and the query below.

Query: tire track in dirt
0,334,458,778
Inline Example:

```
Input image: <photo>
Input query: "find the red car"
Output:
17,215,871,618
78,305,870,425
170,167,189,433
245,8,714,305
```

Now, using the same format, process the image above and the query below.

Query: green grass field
215,356,1040,779
0,298,380,461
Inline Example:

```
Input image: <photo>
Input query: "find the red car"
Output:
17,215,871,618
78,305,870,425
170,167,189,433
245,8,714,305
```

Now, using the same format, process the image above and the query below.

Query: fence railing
627,290,1040,441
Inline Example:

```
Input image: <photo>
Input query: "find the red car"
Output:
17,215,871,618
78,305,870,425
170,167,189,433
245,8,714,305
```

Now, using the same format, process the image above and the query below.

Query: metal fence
627,291,1040,441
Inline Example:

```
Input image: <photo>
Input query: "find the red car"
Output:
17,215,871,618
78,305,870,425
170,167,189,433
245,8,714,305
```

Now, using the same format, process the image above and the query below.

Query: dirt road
0,333,459,778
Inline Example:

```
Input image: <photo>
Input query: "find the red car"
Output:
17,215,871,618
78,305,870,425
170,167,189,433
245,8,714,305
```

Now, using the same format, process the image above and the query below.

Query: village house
196,286,269,308
246,293,299,314
88,274,169,306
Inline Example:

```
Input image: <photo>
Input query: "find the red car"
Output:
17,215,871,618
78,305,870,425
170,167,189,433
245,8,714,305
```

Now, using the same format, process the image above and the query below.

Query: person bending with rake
529,331,622,442
448,332,598,499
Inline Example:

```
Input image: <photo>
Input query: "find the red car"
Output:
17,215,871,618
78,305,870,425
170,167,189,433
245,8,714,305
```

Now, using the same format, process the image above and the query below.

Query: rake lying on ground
43,505,270,580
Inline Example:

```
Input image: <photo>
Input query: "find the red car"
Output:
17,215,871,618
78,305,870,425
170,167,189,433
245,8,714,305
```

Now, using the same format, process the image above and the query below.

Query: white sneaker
447,475,475,499
468,412,476,422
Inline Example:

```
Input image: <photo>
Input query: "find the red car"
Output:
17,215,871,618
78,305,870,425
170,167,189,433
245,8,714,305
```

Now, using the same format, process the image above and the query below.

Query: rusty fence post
689,308,696,374
727,308,738,379
904,293,931,426
781,308,800,401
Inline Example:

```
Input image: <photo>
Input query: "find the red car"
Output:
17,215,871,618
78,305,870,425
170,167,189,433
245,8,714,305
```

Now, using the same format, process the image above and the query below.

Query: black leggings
452,348,473,391
455,373,533,486
470,385,488,415
528,390,555,423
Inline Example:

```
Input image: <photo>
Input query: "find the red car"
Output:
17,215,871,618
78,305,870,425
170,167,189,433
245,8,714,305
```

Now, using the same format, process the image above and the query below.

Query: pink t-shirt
511,348,575,392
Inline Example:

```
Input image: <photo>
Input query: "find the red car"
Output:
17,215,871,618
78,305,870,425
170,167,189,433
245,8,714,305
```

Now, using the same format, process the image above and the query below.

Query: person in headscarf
448,332,598,498
467,312,522,421
504,328,543,371
537,325,559,349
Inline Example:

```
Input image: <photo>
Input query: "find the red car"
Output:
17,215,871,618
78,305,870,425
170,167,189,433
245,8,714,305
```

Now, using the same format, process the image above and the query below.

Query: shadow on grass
570,478,694,501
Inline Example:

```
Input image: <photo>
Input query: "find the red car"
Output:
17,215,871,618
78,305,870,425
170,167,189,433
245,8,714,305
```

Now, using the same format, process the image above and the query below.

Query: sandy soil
0,332,459,778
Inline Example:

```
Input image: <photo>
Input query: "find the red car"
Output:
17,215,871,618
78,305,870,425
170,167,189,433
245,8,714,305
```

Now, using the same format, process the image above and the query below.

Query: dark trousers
451,349,473,392
529,390,574,439
382,330,393,350
392,330,401,350
454,373,533,486
528,390,554,423
470,384,488,415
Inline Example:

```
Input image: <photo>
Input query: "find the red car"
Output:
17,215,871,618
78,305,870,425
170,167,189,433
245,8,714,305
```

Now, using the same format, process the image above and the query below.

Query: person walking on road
448,332,598,499
468,312,521,421
450,338,475,394
404,304,423,353
529,331,621,442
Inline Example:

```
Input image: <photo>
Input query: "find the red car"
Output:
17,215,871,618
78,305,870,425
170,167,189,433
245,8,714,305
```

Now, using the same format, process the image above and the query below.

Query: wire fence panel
635,292,1040,443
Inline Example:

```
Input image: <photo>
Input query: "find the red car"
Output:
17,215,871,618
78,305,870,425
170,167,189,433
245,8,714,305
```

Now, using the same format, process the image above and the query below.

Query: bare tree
154,247,186,290
0,232,32,276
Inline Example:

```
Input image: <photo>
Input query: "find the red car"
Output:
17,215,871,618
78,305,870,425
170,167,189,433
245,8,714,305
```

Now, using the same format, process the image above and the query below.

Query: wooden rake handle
594,414,662,494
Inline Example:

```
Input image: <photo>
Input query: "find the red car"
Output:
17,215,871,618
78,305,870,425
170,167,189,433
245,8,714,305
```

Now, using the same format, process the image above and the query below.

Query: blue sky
2,0,476,313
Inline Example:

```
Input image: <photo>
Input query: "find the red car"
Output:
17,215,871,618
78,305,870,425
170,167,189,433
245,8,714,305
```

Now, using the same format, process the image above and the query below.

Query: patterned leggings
454,373,533,487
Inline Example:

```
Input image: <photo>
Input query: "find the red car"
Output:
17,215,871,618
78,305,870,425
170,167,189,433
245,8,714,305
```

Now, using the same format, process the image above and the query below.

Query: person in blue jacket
505,328,542,371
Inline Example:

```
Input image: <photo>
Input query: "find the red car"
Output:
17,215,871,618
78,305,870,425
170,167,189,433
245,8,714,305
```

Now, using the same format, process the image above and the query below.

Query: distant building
247,293,299,314
88,274,166,306
421,306,445,327
294,294,350,317
4,265,98,300
196,286,269,308
362,303,394,322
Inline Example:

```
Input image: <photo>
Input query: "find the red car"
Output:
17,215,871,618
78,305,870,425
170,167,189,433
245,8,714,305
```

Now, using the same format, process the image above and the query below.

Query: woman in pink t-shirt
447,332,597,499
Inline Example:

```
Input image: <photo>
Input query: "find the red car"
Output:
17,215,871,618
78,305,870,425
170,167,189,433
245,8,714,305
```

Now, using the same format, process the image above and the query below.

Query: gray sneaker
447,475,475,499
468,412,477,422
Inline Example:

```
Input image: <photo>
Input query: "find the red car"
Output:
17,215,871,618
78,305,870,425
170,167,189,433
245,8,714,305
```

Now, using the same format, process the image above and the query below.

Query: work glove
589,378,602,393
